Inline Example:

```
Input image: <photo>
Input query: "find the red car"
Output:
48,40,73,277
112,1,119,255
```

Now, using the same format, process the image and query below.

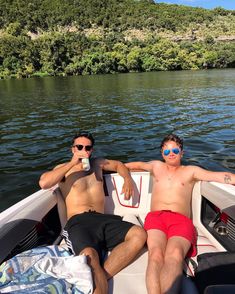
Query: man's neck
166,163,181,170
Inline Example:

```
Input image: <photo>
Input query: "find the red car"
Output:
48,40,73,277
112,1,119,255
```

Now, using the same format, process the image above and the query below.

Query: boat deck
1,171,235,293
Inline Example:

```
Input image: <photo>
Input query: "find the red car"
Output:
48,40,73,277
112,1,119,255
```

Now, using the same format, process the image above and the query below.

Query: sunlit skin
59,137,111,218
40,137,135,218
127,141,235,218
126,139,235,294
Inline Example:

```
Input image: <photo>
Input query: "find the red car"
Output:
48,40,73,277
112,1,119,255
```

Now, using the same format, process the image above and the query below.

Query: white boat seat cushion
122,214,142,226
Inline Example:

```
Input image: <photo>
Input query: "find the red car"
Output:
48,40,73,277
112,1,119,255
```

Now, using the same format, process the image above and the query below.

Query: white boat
0,171,235,293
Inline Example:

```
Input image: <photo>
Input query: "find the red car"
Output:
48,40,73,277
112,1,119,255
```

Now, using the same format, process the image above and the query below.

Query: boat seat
55,199,201,294
184,227,220,277
0,189,58,264
108,246,148,294
204,285,235,294
55,184,220,292
122,214,142,226
108,213,148,294
57,193,221,278
194,251,235,294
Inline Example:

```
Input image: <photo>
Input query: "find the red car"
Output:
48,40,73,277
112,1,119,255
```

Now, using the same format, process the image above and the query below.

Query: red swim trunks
144,210,197,257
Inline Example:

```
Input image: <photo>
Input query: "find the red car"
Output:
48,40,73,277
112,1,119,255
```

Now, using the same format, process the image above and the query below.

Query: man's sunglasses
163,148,181,156
73,144,93,151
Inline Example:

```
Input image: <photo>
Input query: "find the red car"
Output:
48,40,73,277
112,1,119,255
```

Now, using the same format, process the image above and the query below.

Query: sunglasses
163,148,181,156
73,144,93,151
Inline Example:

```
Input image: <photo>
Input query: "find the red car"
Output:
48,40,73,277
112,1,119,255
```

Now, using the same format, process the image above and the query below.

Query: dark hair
72,132,95,146
160,134,183,150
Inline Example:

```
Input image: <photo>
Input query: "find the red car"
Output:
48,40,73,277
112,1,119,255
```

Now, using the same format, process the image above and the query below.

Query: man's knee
165,247,185,264
80,247,100,265
148,247,165,265
127,225,147,245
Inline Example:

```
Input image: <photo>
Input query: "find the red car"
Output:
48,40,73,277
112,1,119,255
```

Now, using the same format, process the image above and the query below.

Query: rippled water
1,69,235,211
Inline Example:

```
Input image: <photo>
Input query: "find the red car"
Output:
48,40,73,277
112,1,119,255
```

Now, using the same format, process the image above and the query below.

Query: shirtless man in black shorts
39,132,146,294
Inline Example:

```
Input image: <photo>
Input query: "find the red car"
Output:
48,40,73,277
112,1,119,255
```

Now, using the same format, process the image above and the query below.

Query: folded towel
35,254,93,293
0,245,93,294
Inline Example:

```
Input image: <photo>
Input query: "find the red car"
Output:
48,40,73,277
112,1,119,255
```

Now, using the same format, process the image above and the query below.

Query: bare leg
160,236,191,294
146,229,167,294
81,247,108,294
104,225,146,278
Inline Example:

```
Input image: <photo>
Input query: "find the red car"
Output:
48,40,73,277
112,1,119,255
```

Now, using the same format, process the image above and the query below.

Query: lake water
0,69,235,212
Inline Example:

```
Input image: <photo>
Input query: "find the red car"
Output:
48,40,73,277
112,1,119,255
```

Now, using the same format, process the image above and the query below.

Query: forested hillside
0,0,234,79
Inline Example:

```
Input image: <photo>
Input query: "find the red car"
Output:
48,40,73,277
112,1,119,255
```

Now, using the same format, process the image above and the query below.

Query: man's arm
39,152,83,189
192,166,235,185
100,159,134,200
125,161,155,172
39,162,73,189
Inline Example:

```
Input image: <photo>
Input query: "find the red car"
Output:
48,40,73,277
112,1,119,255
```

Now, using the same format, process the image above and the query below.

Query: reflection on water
0,69,235,211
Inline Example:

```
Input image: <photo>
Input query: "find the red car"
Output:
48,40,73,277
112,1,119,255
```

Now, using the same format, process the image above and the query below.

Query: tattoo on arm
224,174,231,184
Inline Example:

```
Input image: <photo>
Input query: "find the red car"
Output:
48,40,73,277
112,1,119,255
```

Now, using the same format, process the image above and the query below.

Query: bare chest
71,171,102,190
154,169,186,187
152,165,196,197
60,166,103,195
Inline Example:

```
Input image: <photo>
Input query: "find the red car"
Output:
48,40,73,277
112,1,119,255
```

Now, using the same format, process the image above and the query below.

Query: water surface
0,69,235,211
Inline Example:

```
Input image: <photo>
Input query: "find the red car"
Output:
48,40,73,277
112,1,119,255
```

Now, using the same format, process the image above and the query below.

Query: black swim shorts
62,211,134,258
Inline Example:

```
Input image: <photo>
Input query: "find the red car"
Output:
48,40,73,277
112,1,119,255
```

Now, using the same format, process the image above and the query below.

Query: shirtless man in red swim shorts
126,134,235,294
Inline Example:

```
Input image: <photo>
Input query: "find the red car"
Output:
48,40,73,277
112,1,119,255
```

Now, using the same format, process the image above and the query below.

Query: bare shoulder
93,157,106,166
152,160,163,167
92,157,111,170
184,165,204,172
182,165,196,170
151,160,166,170
182,165,208,181
180,165,199,174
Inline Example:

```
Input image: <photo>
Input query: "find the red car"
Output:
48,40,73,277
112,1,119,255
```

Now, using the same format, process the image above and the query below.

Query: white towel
35,254,93,294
